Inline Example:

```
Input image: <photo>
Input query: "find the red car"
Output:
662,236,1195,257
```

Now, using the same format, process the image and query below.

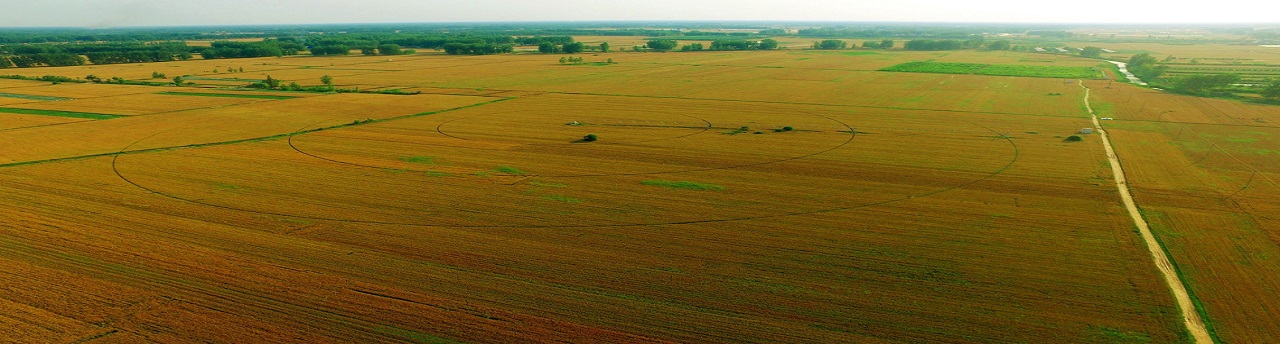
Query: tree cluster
708,39,778,51
516,36,574,46
646,39,679,52
1127,53,1168,81
1172,74,1240,95
4,53,86,67
1079,46,1103,58
1263,79,1280,101
442,43,513,55
984,40,1011,51
862,39,894,49
200,40,303,59
812,40,847,50
903,39,967,51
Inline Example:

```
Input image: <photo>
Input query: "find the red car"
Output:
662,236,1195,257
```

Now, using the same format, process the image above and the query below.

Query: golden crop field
1087,81,1280,343
3,43,1274,343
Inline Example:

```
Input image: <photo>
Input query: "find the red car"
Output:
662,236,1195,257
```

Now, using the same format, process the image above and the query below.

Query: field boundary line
1081,81,1214,344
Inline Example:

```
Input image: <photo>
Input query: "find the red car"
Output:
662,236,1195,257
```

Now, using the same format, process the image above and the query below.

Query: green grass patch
494,166,527,175
213,183,241,191
0,92,71,101
373,325,463,344
529,180,568,188
0,107,122,120
1087,326,1153,343
880,61,1101,79
157,91,297,100
723,126,751,135
642,179,725,191
399,156,439,165
542,195,584,203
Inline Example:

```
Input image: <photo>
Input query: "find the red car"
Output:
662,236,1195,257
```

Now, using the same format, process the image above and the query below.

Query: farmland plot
0,49,1213,343
1089,79,1280,343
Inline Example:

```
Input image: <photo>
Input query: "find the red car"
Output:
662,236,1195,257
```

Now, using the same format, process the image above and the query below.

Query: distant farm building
1080,128,1094,134
1102,49,1117,53
1034,47,1046,52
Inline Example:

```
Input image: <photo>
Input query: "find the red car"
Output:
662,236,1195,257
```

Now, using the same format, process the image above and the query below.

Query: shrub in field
1065,135,1084,142
582,133,598,142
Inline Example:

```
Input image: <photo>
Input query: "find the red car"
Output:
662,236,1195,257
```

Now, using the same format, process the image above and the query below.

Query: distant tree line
200,39,304,59
0,54,85,67
862,39,894,49
0,41,193,67
902,39,983,51
442,43,513,55
812,40,847,50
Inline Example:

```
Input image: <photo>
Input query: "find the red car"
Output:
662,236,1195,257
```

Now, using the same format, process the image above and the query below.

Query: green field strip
0,92,72,101
0,107,122,120
880,61,1101,79
157,91,298,100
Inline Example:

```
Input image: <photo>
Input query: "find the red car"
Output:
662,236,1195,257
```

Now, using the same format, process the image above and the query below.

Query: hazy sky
0,0,1275,28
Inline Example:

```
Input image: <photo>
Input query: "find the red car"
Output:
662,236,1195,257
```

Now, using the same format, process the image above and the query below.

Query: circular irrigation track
111,107,1020,228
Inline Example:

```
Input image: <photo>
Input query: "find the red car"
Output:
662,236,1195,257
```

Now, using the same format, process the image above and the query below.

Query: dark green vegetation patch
642,179,725,191
881,61,1101,79
0,92,72,101
157,91,297,100
0,107,122,119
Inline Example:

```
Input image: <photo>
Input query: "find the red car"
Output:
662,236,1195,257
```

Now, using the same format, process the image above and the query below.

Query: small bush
582,133,598,142
1065,135,1084,142
782,126,794,131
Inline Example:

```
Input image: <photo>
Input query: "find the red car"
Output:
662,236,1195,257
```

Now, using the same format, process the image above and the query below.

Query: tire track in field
1081,81,1214,344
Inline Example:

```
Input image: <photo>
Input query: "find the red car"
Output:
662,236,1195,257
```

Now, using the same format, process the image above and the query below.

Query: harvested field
0,46,1246,343
1088,79,1280,343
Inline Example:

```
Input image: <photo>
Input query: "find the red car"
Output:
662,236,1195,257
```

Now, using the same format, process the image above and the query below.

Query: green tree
151,71,166,79
563,42,585,54
376,44,402,55
813,40,847,50
599,42,610,53
320,75,333,86
172,76,183,85
759,39,779,50
879,39,894,49
559,57,567,64
646,39,678,51
1261,79,1280,101
1128,53,1168,80
538,42,559,54
1080,46,1103,58
264,75,280,89
984,40,1011,50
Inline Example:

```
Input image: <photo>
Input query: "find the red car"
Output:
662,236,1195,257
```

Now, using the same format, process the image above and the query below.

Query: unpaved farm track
1080,81,1213,343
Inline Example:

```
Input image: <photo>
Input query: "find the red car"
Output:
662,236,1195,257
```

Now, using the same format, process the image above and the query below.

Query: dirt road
1080,81,1213,343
